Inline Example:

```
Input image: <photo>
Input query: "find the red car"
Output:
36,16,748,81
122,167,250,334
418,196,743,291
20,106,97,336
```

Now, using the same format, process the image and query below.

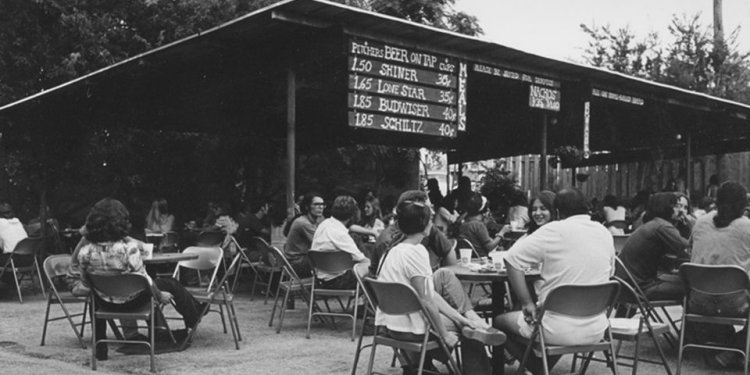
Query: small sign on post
529,85,561,111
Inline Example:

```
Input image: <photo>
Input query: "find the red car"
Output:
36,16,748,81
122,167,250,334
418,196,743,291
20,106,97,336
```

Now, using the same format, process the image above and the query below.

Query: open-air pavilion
1,0,750,209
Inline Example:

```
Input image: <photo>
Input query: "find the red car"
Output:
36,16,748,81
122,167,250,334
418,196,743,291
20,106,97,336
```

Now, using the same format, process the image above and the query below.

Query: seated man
375,197,503,375
284,192,325,278
494,188,615,375
77,198,205,360
0,202,29,283
309,195,370,288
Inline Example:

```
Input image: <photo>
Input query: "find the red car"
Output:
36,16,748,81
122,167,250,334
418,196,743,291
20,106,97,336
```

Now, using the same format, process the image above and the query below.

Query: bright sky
454,0,750,62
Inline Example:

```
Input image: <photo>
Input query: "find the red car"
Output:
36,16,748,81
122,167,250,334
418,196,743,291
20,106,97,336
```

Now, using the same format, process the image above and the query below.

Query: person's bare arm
506,260,536,322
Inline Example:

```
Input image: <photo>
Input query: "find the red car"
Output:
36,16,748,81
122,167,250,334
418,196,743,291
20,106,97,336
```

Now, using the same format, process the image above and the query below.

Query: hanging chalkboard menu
347,37,464,138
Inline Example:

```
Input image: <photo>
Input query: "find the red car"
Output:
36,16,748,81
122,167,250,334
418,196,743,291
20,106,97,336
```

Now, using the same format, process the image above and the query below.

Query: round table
445,262,540,375
143,252,198,265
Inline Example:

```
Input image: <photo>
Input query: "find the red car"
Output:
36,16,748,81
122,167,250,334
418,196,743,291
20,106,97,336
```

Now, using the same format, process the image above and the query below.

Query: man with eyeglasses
285,193,326,278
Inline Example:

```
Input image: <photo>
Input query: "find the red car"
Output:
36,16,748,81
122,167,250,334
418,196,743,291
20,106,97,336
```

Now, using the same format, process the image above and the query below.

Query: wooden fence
468,151,750,202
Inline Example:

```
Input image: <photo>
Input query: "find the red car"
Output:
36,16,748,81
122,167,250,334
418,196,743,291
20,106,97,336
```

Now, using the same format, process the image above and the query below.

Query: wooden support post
686,132,692,198
540,112,548,191
286,68,296,218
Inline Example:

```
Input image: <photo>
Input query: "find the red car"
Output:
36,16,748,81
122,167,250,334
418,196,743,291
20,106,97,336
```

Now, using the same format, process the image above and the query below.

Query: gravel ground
0,280,740,374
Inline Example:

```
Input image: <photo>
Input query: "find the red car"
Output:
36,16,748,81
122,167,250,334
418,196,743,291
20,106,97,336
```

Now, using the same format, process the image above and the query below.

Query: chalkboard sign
347,38,462,138
528,85,561,111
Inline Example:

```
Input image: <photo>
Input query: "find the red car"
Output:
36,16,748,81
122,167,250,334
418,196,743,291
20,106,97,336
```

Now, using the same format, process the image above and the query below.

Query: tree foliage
580,14,750,103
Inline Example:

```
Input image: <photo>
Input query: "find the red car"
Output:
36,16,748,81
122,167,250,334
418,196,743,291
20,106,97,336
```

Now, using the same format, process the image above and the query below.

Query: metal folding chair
40,254,89,349
0,236,46,303
306,251,361,341
267,244,314,334
179,250,242,350
516,281,621,375
615,257,681,346
248,236,283,303
677,263,750,375
574,276,672,375
363,277,462,375
172,246,240,348
88,272,174,373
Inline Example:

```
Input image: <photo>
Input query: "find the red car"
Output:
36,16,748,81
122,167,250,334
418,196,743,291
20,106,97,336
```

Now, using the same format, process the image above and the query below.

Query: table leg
491,280,506,375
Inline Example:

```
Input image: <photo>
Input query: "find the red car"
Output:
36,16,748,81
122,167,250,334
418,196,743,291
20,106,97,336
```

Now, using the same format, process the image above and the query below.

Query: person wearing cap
0,202,28,268
458,192,503,257
308,195,370,289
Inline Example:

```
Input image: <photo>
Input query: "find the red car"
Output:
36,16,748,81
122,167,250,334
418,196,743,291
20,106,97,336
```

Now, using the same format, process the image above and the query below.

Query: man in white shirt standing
495,188,615,375
309,195,370,289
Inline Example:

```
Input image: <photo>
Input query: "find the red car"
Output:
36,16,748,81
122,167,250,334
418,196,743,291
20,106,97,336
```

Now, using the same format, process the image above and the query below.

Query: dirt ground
0,279,739,374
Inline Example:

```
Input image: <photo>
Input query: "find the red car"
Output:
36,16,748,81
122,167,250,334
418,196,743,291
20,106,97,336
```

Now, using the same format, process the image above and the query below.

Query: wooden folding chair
40,254,89,349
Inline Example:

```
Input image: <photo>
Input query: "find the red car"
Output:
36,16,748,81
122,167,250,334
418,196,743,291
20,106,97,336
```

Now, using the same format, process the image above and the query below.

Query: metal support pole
540,112,548,191
286,68,296,218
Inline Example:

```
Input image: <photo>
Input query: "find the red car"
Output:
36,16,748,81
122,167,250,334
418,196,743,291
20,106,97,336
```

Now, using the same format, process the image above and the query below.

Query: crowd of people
4,174,750,374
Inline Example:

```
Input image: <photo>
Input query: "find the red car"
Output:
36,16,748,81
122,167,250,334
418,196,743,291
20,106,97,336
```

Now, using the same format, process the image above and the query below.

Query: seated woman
674,192,695,239
691,181,750,368
145,198,175,234
348,194,385,244
77,198,205,360
616,192,689,301
458,193,503,257
375,198,502,375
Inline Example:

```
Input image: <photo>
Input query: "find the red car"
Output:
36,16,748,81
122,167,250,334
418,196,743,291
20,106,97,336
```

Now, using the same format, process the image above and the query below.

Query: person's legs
494,311,560,375
154,277,203,328
432,268,473,314
643,274,684,301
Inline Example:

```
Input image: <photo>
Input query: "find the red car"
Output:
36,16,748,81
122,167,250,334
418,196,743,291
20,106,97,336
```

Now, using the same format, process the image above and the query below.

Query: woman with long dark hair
691,181,750,368
616,192,689,301
77,198,204,360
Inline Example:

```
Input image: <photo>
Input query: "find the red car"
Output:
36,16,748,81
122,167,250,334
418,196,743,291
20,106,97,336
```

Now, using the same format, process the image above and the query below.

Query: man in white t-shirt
309,195,369,289
495,188,615,375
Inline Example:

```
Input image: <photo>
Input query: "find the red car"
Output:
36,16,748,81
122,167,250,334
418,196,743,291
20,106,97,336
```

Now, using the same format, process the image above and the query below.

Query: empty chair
306,251,361,341
267,244,314,334
515,281,621,375
172,246,240,349
248,236,283,303
40,254,89,348
677,263,750,375
88,272,174,373
0,236,46,303
363,277,461,375
179,251,243,350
